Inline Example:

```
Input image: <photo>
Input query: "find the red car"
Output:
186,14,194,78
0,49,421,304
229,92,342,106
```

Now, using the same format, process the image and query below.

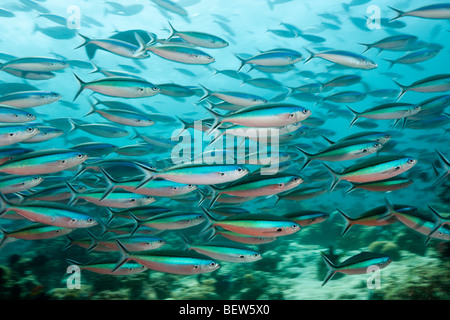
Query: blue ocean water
0,0,448,300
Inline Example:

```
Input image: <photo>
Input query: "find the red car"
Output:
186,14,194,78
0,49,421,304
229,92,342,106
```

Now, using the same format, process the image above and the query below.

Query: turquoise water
0,0,448,300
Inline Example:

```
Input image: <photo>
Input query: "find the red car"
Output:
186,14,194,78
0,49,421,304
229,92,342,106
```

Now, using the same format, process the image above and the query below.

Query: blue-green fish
321,251,392,286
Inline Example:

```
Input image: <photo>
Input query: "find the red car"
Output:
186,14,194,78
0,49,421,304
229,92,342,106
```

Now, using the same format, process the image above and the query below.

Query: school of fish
0,0,449,287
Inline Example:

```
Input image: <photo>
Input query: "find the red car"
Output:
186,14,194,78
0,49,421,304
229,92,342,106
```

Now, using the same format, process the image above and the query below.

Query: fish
0,149,88,175
75,33,150,59
0,125,39,146
213,229,278,245
394,74,450,100
99,167,197,199
112,239,220,275
304,49,377,69
345,177,414,194
389,4,450,21
72,74,160,101
347,103,421,127
36,13,67,26
321,251,392,286
166,21,228,48
84,104,155,127
323,154,417,191
71,142,119,157
0,197,99,229
432,149,449,187
0,56,69,72
235,49,303,72
130,211,206,232
199,85,268,107
0,175,43,194
202,207,301,237
66,181,155,209
296,139,384,171
181,234,262,263
337,199,409,237
390,204,450,245
283,210,330,226
359,35,420,54
69,119,129,138
150,0,188,18
144,44,215,65
86,231,165,252
274,186,328,204
322,75,362,88
0,223,73,246
0,91,61,108
204,103,311,134
134,162,249,187
34,25,77,40
66,259,147,275
383,49,440,69
206,174,303,207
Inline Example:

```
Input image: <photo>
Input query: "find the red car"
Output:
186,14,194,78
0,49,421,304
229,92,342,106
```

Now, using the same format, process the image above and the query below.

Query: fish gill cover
0,0,448,301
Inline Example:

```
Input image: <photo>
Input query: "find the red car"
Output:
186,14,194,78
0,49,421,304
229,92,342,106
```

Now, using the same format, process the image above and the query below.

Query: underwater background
0,0,449,300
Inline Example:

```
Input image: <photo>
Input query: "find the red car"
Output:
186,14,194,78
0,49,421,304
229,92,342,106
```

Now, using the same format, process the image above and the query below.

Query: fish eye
9,133,14,137
407,158,415,164
158,239,164,243
253,253,260,258
385,135,390,139
293,177,299,182
152,86,158,91
302,109,309,114
87,218,94,223
76,153,84,158
130,198,136,202
219,172,225,176
52,93,58,97
289,113,295,118
237,168,243,172
60,160,66,164
172,187,178,190
276,228,283,232
278,183,284,187
187,184,194,188
292,224,299,229
210,262,216,267
193,265,199,269
374,143,381,148
138,88,144,93
197,215,203,220
207,55,213,59
27,113,34,118
33,177,40,181
362,149,367,153
394,166,400,171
